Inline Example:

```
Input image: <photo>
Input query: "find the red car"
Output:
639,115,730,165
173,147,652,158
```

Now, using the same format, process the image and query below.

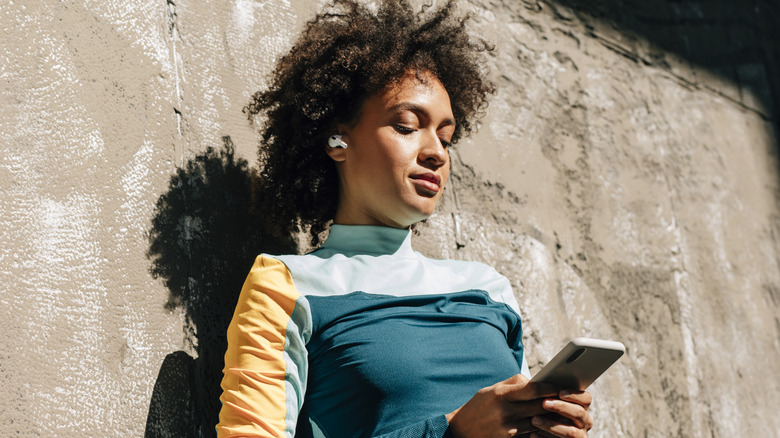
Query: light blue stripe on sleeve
283,296,312,438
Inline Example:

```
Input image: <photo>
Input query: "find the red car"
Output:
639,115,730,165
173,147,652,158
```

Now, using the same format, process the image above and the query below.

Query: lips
410,172,441,193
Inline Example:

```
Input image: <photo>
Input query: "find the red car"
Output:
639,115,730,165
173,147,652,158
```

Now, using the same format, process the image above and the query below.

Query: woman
218,1,594,437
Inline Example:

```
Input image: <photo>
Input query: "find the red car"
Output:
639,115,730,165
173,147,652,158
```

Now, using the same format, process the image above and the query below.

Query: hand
528,389,593,438
445,374,558,438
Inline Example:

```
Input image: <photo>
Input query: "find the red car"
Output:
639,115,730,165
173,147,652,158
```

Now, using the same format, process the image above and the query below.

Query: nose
418,131,448,169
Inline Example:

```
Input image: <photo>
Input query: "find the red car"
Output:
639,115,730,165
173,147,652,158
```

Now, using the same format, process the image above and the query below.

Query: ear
325,139,347,161
325,130,349,162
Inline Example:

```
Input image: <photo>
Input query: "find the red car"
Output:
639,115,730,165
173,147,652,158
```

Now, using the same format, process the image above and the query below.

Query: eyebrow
389,102,456,127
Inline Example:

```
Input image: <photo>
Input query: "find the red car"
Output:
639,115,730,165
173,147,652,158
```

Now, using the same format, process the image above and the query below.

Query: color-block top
218,225,530,438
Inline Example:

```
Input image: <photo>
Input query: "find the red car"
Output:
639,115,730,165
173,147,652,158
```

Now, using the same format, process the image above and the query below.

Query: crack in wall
167,0,184,166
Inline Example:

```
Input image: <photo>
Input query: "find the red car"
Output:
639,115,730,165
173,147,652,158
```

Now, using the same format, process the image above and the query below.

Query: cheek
381,145,416,176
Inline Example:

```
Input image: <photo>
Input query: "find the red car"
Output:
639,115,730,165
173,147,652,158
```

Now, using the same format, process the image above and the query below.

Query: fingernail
532,416,542,426
543,399,556,409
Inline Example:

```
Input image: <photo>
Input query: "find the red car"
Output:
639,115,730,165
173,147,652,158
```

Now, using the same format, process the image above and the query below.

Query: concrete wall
1,1,778,437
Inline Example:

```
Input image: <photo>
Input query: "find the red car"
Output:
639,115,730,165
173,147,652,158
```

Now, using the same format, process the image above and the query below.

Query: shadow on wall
547,0,780,136
144,137,297,438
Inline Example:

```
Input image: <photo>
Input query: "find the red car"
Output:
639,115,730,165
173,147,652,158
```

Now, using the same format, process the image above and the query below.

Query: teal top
222,224,529,438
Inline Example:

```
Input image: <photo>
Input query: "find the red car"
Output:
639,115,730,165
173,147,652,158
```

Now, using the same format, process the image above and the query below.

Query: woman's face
328,70,454,229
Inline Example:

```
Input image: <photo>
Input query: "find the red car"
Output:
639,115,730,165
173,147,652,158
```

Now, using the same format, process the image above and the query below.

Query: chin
393,197,441,226
407,206,437,224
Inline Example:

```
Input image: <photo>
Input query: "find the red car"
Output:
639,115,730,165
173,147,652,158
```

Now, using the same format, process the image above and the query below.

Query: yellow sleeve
217,255,308,438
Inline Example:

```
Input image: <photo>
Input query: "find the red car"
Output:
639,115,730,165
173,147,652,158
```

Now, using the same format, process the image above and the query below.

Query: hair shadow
144,137,297,437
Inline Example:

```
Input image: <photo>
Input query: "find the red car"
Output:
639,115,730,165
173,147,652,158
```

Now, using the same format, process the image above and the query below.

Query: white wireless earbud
328,134,348,149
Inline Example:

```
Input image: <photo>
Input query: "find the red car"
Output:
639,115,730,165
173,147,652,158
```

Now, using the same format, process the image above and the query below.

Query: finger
508,399,549,420
559,389,592,409
536,412,574,427
498,375,559,402
541,399,593,430
508,416,540,435
532,412,589,437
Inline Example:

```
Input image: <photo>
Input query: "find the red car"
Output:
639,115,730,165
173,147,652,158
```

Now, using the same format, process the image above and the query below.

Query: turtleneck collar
318,224,414,256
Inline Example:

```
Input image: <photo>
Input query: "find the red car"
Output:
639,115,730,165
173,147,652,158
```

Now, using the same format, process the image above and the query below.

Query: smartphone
530,338,625,390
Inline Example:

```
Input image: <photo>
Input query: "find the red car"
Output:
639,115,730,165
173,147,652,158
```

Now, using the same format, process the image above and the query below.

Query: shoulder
245,254,294,280
419,253,509,283
240,254,301,303
415,253,516,301
249,252,324,276
254,251,348,297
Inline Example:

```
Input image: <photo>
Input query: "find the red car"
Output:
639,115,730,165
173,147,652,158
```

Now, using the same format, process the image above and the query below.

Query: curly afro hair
248,0,495,246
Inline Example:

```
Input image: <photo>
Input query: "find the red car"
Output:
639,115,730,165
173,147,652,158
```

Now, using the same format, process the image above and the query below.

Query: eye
439,138,453,149
394,124,416,134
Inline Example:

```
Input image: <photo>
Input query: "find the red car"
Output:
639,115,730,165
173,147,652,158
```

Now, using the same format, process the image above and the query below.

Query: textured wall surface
1,1,778,437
